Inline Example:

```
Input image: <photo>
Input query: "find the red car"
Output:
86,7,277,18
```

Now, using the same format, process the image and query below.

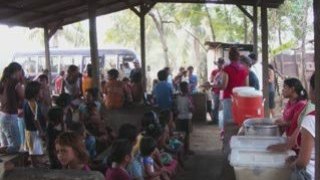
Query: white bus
12,48,138,80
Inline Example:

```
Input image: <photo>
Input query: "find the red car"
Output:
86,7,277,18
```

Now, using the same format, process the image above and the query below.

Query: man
187,66,198,93
249,53,262,90
239,55,260,90
210,58,225,124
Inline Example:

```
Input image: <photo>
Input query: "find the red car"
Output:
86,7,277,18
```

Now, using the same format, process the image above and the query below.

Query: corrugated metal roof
0,0,284,28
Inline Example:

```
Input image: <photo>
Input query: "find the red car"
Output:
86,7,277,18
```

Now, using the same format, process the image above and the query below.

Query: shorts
176,119,190,134
207,101,212,113
24,130,43,155
269,91,275,109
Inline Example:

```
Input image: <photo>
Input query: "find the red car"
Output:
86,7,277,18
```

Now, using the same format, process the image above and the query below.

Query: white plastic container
230,136,286,150
230,136,295,180
232,87,255,95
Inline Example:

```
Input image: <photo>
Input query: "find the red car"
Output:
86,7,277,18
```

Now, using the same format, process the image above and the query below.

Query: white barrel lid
238,90,263,97
232,86,255,94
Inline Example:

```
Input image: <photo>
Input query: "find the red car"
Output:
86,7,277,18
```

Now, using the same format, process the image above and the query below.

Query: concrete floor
174,123,236,180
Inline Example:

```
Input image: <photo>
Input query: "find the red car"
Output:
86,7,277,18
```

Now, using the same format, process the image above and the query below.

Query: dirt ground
174,123,236,180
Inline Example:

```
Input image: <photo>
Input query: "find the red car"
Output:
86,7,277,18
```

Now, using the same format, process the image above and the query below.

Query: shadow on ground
174,123,235,180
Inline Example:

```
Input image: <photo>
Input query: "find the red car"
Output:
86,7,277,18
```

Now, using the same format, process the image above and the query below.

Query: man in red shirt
210,58,225,125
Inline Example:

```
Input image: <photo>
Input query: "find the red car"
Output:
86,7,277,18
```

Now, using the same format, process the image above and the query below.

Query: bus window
38,56,60,73
14,56,37,76
60,56,82,72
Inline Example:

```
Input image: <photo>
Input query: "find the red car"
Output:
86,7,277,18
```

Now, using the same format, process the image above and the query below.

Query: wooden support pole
88,0,100,90
253,5,258,56
313,0,320,179
261,1,270,117
236,5,253,22
44,27,52,88
140,9,146,91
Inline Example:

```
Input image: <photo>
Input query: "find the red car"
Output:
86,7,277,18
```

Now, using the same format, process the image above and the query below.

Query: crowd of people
0,45,318,179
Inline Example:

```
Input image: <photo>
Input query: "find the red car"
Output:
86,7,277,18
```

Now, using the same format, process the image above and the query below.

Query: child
201,81,214,123
105,139,133,180
176,82,194,154
55,132,90,171
47,107,64,169
79,88,101,123
23,81,45,167
140,136,167,180
118,124,143,180
122,77,133,106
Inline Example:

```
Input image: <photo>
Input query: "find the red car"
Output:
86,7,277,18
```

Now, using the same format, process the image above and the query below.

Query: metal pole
140,9,146,91
88,0,100,89
44,27,52,89
253,5,258,55
261,1,270,117
313,0,320,179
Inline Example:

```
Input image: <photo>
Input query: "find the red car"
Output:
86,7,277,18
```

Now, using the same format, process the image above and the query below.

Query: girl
140,136,167,180
106,139,133,180
55,132,90,171
23,81,44,167
0,62,24,154
46,107,64,169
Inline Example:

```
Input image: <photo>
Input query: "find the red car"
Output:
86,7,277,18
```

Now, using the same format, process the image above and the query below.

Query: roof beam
236,5,253,21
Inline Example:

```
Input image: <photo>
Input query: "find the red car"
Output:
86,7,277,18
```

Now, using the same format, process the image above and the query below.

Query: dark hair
239,55,252,67
284,78,308,100
180,81,189,94
59,71,65,76
55,132,89,164
187,66,194,71
47,107,64,125
118,124,138,143
159,110,171,127
248,53,256,61
38,74,48,82
108,139,132,165
141,111,160,130
107,69,119,79
25,81,41,100
310,73,315,90
0,62,22,86
87,102,97,113
268,64,274,70
68,65,78,74
140,136,157,157
55,93,72,108
122,77,130,82
229,46,240,61
157,70,168,81
86,64,93,77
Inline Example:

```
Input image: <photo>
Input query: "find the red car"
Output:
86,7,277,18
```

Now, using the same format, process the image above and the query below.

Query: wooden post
253,5,258,56
261,1,270,117
88,0,100,90
44,27,52,88
313,0,320,179
140,10,146,91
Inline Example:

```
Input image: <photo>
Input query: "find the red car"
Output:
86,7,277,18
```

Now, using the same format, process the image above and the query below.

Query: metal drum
243,118,280,136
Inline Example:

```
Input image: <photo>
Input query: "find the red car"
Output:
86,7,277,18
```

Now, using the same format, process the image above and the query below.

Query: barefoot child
23,81,45,167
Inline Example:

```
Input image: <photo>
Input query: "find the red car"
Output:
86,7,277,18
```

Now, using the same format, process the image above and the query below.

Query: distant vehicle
12,48,139,80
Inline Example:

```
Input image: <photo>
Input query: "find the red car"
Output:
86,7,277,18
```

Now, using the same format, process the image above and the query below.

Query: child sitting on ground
47,107,64,169
23,81,45,167
79,88,101,124
105,139,133,180
140,136,168,180
175,82,194,155
55,132,90,171
118,124,143,180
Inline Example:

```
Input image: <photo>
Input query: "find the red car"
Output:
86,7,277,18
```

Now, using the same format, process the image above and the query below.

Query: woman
103,69,129,109
274,78,308,153
81,64,94,95
0,62,25,154
286,73,316,180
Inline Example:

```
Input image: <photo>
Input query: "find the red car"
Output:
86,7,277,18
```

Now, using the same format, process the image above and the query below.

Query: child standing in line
105,139,133,180
23,81,45,167
55,132,90,171
201,81,214,123
46,107,64,169
175,82,194,155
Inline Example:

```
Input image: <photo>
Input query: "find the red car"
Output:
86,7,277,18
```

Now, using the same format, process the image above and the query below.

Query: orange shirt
103,80,125,109
82,75,93,94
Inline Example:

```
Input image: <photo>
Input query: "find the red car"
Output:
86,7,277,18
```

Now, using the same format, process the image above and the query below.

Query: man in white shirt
249,53,262,90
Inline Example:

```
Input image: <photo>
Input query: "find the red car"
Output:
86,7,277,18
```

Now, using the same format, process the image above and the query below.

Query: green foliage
270,40,295,56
